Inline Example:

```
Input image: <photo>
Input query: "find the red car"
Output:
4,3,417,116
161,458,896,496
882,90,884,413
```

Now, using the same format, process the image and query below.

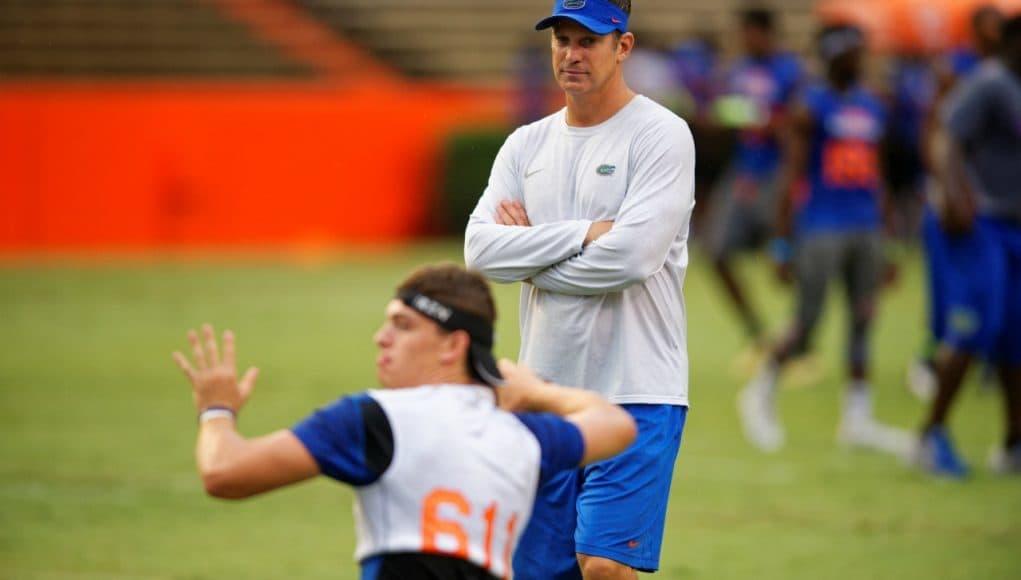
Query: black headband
399,290,494,347
398,290,503,386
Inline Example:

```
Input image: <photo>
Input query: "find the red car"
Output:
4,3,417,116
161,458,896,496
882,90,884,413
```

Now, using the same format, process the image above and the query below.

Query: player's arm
464,130,593,283
937,81,988,233
173,325,319,499
526,122,696,295
769,100,812,283
496,360,636,465
774,101,811,241
761,58,803,140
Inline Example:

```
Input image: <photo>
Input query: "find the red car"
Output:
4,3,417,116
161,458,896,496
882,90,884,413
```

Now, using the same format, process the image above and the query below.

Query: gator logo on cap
564,0,586,9
596,164,616,176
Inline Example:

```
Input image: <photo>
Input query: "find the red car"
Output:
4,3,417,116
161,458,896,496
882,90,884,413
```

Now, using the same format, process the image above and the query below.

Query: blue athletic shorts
922,207,950,343
513,404,687,579
923,211,1006,356
985,217,1021,365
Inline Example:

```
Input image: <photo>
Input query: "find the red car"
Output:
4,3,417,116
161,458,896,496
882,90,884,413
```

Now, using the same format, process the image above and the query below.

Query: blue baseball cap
535,0,629,35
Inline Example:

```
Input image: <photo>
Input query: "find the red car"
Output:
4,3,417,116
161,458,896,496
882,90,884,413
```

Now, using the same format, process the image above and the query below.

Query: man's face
829,47,863,86
373,299,451,389
741,24,772,57
551,19,631,96
974,12,1003,54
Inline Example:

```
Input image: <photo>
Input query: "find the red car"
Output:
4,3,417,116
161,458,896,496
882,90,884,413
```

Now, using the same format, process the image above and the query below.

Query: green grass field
2,242,1019,579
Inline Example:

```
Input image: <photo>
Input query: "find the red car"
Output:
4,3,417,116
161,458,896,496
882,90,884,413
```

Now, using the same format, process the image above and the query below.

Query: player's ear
617,32,634,62
440,330,472,366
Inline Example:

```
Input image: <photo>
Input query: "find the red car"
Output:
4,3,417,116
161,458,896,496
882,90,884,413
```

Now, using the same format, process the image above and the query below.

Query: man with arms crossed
172,264,637,579
464,1,695,578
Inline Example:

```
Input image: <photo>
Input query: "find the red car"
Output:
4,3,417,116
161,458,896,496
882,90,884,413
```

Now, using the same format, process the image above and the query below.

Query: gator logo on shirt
596,164,616,176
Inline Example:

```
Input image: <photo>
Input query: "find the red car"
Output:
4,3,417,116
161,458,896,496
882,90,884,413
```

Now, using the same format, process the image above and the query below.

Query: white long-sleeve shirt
465,95,695,405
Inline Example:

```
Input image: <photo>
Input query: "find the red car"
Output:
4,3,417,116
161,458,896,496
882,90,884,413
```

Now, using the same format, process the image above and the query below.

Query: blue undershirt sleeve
514,412,586,486
291,393,394,486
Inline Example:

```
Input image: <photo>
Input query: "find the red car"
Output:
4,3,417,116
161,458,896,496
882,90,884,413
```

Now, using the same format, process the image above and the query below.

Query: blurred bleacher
0,0,312,77
0,0,816,84
300,0,815,85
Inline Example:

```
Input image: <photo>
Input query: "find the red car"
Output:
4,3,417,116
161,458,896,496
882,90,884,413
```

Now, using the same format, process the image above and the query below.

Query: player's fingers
188,330,207,370
203,324,220,367
510,201,531,226
504,200,526,225
239,367,259,402
172,351,195,380
222,329,236,370
496,204,516,226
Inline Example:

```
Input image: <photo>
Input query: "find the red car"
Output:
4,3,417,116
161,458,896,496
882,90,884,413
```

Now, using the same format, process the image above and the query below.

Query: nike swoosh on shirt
525,168,544,179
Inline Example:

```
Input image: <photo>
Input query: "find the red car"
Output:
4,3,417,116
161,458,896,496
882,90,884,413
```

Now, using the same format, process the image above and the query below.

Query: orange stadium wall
0,83,507,252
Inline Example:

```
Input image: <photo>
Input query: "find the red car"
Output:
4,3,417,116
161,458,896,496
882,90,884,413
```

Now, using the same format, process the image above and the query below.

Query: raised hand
173,324,259,414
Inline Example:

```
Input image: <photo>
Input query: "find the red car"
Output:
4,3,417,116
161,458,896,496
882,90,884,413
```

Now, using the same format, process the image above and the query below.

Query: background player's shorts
922,207,951,343
707,165,781,260
513,404,686,579
924,214,1011,358
979,217,1021,364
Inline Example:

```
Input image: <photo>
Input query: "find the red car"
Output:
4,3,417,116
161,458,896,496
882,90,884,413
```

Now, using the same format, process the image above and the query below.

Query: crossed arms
464,125,695,295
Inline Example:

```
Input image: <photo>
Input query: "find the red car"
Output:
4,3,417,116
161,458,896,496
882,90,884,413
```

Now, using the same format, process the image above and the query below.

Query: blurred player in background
669,33,728,237
738,23,911,457
914,13,1021,478
882,51,934,243
706,7,803,364
172,264,637,579
465,0,695,577
907,5,1005,401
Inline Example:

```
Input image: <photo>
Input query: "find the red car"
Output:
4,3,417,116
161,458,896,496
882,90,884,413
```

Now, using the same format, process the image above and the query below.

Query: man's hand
939,190,977,234
496,200,531,227
495,359,637,466
584,221,614,247
495,359,544,413
173,324,259,414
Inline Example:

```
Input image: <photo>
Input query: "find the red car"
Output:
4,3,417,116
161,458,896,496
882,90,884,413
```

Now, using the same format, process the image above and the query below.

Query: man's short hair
397,264,496,327
741,7,775,31
971,5,1004,34
608,0,631,16
1003,14,1021,46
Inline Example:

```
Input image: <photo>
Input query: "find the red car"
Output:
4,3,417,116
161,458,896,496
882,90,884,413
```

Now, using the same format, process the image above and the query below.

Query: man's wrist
198,405,237,424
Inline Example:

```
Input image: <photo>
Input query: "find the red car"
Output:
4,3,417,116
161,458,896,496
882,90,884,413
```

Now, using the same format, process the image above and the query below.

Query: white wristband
198,407,236,423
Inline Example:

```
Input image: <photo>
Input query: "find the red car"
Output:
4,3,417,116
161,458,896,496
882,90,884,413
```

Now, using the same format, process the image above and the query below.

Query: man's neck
565,77,636,127
829,75,856,93
421,368,476,387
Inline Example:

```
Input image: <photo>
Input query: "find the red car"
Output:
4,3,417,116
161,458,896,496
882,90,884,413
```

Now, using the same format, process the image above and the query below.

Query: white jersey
354,386,541,578
465,95,695,405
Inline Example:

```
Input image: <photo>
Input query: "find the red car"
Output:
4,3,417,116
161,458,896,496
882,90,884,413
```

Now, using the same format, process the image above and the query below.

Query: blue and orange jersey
797,83,886,236
722,52,803,176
